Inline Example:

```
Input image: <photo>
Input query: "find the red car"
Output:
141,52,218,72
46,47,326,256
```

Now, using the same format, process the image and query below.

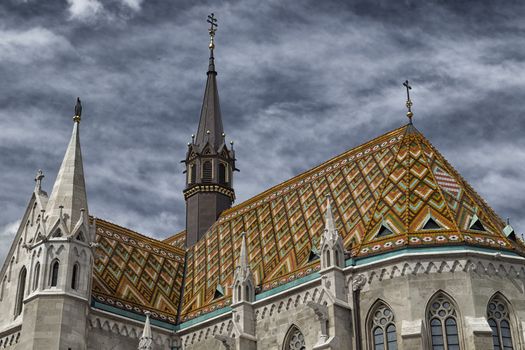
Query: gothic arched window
202,161,212,183
427,292,461,350
369,302,398,350
50,260,59,287
15,267,27,317
283,325,306,350
33,262,40,291
487,294,514,350
71,263,79,290
218,163,227,185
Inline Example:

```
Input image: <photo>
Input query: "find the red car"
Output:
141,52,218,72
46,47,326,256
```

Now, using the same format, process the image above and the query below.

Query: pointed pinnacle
239,232,249,270
324,196,336,237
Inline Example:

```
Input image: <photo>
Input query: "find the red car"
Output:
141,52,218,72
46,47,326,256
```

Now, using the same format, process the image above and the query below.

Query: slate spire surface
195,12,223,151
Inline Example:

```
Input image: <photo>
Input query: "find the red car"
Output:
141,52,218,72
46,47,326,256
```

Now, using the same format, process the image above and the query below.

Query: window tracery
370,303,397,350
284,325,305,350
427,293,461,350
487,294,514,350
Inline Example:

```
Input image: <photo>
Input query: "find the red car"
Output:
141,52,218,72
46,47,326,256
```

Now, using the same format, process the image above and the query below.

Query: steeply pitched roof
92,219,185,324
178,124,525,322
90,123,524,325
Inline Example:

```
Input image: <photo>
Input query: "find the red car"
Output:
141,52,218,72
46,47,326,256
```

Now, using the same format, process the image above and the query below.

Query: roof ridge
357,126,411,249
94,217,186,255
417,136,513,247
163,229,186,241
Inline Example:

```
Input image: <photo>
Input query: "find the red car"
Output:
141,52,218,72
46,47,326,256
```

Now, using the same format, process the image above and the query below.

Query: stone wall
174,250,525,350
87,310,176,350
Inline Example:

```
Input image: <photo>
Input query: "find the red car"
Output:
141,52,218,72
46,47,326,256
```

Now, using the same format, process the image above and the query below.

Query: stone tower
17,98,95,350
183,15,236,246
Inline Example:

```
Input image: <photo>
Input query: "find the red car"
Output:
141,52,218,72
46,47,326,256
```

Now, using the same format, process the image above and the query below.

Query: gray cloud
1,0,525,264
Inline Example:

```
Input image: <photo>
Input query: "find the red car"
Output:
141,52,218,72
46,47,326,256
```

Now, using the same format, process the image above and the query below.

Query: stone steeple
45,97,88,233
232,232,255,304
320,197,345,270
183,14,236,246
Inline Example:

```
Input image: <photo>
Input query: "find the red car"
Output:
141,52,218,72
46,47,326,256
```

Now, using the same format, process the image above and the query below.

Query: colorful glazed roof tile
92,219,185,324
178,124,525,321
90,124,525,324
164,230,186,250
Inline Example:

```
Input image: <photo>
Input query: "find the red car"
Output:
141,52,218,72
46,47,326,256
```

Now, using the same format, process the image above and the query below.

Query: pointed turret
45,98,88,234
138,311,154,350
184,14,236,246
232,233,255,303
320,197,345,269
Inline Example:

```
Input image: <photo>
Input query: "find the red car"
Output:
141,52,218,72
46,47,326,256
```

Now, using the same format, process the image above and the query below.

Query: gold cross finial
207,13,218,50
403,80,413,124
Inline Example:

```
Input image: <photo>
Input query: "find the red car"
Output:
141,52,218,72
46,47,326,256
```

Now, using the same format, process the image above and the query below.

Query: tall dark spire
194,12,223,151
183,14,236,247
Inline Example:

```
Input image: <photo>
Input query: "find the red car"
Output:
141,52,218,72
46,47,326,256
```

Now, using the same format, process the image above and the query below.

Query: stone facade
175,249,525,350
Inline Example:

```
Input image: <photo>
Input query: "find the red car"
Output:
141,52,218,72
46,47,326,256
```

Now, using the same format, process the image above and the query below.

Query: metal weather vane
403,80,413,124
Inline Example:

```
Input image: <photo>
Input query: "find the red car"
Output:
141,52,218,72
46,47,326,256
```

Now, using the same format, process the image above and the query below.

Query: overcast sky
1,0,525,263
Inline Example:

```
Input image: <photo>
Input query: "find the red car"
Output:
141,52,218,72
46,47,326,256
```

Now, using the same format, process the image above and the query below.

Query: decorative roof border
95,218,185,260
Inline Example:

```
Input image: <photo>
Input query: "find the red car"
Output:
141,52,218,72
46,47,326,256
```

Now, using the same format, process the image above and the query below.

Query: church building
1,14,524,350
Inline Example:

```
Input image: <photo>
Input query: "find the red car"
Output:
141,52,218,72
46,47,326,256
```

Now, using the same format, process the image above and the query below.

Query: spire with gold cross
183,13,236,246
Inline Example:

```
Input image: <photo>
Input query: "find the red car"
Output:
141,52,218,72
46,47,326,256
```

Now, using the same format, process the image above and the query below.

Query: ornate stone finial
74,97,82,123
34,169,44,192
403,80,413,124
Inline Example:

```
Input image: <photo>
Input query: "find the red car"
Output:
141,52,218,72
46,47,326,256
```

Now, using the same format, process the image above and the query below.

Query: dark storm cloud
1,0,525,263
